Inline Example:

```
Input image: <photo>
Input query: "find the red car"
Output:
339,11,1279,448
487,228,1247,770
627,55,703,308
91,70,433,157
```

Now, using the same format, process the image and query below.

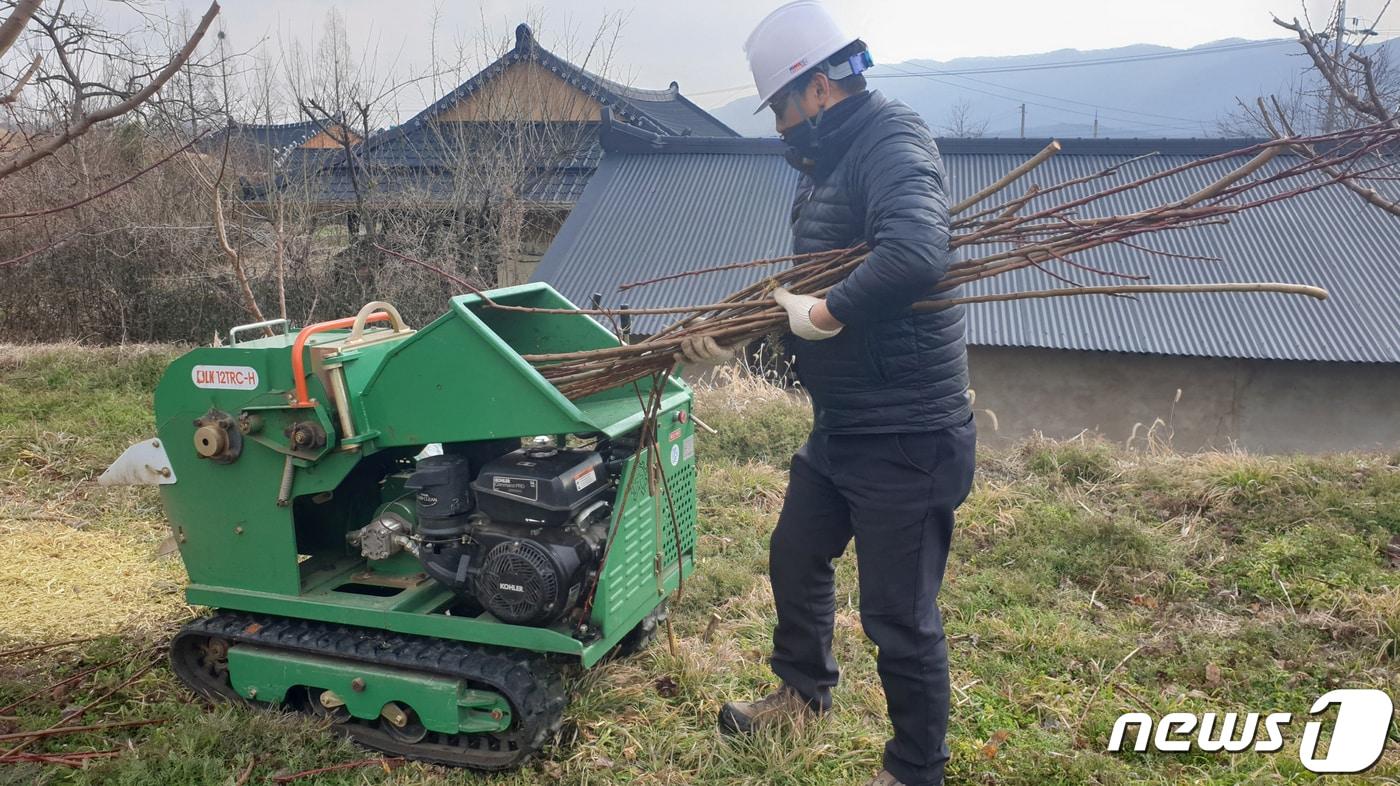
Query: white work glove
674,334,736,366
773,287,843,341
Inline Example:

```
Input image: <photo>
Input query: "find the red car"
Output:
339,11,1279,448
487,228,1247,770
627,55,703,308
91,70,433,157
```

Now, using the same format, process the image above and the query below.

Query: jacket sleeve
823,129,953,326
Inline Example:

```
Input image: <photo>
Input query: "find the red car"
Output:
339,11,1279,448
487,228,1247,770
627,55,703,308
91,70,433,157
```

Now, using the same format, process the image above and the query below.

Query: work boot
863,770,905,786
717,684,821,734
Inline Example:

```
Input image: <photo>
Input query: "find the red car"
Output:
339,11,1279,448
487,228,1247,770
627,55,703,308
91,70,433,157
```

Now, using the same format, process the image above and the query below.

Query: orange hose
290,312,390,407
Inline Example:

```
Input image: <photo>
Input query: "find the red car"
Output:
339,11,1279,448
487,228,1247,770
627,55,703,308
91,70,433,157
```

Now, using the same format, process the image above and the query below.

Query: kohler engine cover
404,446,610,627
476,539,578,625
416,520,594,627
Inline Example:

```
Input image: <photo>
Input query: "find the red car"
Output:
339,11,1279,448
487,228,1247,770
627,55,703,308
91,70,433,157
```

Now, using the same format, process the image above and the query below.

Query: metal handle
229,318,289,346
290,312,391,407
345,301,410,346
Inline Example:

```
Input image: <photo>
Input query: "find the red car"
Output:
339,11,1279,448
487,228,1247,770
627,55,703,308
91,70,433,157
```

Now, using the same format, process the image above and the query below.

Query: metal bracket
99,438,177,485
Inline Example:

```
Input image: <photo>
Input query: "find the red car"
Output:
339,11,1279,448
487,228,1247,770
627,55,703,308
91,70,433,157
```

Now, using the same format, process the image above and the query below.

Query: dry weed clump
691,363,807,415
0,342,178,370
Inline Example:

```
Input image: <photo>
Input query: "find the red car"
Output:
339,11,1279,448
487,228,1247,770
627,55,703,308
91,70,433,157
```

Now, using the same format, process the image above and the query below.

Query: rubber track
170,611,567,770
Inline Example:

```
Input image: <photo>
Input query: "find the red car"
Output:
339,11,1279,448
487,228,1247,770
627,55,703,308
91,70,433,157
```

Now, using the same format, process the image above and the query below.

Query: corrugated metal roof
535,150,796,320
533,129,1400,363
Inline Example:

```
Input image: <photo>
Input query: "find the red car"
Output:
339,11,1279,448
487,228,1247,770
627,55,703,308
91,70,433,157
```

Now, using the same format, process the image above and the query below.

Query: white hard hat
744,1,860,114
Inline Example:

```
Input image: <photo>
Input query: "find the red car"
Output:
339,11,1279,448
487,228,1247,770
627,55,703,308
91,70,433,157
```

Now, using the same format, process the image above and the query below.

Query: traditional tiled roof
401,24,738,139
201,119,324,154
276,24,736,209
285,121,603,207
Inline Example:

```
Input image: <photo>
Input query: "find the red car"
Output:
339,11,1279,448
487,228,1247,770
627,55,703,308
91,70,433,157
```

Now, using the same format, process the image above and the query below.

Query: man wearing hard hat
683,3,977,785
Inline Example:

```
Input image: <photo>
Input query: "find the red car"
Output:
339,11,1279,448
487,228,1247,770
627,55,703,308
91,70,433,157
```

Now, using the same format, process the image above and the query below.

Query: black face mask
780,106,825,162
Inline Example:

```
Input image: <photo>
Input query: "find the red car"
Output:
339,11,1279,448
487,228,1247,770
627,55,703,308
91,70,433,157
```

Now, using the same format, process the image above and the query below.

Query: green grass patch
2,346,1399,784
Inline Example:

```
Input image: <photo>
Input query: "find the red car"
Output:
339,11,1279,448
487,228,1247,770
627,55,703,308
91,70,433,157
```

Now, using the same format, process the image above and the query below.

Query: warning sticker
669,428,682,443
574,467,597,491
683,435,695,461
491,476,539,501
192,365,260,390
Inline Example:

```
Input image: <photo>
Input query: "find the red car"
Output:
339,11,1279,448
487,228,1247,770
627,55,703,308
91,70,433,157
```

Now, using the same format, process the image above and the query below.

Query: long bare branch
1262,96,1400,219
0,0,41,62
1,53,41,104
213,187,268,325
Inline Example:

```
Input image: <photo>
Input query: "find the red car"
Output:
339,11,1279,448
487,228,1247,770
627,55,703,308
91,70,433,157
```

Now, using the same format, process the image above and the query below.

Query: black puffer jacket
787,90,970,434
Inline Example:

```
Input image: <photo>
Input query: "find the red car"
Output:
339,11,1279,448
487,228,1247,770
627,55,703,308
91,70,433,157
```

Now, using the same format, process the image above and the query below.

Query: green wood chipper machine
100,283,697,769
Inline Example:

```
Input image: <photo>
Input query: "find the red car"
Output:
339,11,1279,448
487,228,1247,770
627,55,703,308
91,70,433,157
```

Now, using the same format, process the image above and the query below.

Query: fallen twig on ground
0,637,98,659
0,749,122,768
0,652,162,760
0,718,164,743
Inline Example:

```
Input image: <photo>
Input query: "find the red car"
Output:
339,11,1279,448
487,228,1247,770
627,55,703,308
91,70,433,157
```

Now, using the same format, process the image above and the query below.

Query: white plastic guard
98,438,177,485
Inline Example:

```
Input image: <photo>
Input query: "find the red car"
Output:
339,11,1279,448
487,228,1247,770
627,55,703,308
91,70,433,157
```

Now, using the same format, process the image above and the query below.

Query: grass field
2,344,1399,785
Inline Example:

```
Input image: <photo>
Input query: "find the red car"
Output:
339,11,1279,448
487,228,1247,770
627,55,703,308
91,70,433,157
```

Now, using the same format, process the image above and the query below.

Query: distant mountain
712,38,1397,139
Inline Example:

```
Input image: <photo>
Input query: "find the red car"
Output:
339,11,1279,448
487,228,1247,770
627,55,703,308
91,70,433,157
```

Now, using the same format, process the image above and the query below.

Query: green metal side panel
155,344,309,596
226,645,511,734
356,283,689,447
585,406,698,666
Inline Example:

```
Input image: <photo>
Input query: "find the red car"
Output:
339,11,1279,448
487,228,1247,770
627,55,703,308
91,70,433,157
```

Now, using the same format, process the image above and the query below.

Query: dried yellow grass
692,363,807,414
0,520,188,643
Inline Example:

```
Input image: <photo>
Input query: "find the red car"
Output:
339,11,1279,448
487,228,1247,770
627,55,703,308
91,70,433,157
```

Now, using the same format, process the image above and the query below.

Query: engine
349,440,622,627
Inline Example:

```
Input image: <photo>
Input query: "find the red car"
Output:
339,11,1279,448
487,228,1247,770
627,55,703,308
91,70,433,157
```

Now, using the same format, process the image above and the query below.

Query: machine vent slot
661,463,698,568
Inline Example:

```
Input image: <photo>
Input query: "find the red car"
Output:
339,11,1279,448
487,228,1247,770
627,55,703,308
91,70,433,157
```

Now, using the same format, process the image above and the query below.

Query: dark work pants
769,415,976,786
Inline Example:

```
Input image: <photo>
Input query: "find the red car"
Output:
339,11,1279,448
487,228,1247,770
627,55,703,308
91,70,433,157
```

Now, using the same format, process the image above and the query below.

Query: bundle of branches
388,122,1398,400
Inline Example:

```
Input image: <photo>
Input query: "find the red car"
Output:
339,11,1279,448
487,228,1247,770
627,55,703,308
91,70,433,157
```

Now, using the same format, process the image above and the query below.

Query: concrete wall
967,346,1400,454
498,210,567,287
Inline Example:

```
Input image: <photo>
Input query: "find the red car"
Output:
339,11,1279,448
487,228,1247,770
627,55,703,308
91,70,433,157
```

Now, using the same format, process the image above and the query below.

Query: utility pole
1092,110,1099,139
1324,0,1347,132
1019,103,1026,138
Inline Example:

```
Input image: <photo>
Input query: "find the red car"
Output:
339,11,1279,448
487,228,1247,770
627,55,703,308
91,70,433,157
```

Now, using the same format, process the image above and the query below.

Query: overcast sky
144,0,1391,114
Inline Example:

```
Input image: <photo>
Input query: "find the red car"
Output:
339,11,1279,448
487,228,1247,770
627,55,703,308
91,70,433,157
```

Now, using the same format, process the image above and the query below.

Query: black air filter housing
472,447,608,526
405,454,474,538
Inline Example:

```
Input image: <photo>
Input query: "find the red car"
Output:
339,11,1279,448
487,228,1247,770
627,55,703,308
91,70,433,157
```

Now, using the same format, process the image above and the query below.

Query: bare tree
0,1,227,341
940,98,988,139
373,16,627,288
0,5,638,342
1240,13,1400,219
0,1,219,179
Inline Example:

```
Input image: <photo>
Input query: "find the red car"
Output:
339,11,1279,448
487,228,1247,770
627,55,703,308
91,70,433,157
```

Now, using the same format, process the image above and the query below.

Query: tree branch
0,1,221,180
1273,15,1395,127
213,186,268,325
1,53,41,104
0,0,41,62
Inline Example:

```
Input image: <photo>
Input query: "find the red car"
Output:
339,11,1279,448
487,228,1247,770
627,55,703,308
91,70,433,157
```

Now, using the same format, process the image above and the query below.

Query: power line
688,38,1295,99
688,83,759,98
898,64,1212,125
880,63,1207,133
870,39,1293,79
